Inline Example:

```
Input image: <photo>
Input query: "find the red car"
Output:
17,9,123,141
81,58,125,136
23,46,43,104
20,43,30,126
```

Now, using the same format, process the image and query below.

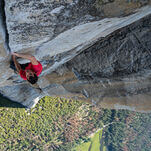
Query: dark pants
10,60,29,72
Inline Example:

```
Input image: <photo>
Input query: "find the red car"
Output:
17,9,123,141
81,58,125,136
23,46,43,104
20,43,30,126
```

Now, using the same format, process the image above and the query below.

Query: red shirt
19,61,43,80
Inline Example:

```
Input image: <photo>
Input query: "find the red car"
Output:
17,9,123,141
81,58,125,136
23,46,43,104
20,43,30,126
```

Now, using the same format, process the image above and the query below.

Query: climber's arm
12,52,39,65
12,55,21,73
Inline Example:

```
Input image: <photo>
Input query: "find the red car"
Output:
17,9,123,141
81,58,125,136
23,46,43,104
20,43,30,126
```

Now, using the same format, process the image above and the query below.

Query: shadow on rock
0,94,25,108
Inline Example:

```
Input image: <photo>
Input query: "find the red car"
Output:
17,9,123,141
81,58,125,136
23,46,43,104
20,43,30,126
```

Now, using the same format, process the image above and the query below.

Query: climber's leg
20,63,29,70
10,58,17,72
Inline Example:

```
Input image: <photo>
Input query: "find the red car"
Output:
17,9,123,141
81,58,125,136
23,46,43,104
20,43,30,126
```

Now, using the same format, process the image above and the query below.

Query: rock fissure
130,27,151,56
0,0,10,54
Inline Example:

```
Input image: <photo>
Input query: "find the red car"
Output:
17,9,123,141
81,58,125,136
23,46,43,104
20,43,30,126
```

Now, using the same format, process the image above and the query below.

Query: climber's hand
11,52,19,57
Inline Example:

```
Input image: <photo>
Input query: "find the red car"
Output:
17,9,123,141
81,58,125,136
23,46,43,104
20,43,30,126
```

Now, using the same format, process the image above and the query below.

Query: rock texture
5,0,99,53
0,0,151,112
0,1,7,61
0,33,6,61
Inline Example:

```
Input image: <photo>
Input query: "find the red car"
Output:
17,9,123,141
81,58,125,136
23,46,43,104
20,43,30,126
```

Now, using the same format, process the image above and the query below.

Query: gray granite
0,0,151,113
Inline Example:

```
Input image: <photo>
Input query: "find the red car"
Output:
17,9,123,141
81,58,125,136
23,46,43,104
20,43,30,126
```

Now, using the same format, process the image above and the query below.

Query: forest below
0,96,151,151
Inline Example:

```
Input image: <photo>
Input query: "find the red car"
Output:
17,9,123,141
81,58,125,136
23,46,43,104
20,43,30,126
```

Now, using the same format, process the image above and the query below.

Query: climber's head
25,69,38,84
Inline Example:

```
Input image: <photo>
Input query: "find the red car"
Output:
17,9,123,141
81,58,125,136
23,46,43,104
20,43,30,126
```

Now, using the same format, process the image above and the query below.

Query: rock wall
0,0,7,61
65,13,151,112
0,0,151,112
0,32,6,61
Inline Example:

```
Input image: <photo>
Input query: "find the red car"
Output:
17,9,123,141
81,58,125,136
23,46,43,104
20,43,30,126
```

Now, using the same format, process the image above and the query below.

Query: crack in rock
0,0,10,54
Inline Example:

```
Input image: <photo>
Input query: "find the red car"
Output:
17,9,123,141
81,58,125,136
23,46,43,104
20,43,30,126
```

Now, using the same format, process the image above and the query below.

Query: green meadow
73,129,107,151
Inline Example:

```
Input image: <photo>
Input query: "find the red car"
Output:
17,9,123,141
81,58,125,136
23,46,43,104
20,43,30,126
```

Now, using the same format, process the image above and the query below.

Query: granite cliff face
0,0,151,112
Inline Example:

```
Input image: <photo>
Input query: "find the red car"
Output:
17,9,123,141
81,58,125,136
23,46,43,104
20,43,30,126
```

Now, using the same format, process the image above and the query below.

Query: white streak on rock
37,6,151,60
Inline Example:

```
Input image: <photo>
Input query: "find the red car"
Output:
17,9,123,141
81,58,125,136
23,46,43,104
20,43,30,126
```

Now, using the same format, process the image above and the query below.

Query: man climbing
11,52,43,84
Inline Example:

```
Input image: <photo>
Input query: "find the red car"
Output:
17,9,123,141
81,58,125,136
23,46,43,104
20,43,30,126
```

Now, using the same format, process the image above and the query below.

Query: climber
10,52,43,84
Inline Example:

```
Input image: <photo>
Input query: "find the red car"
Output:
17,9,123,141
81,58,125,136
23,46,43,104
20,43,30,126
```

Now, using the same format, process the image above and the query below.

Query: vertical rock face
0,0,151,112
